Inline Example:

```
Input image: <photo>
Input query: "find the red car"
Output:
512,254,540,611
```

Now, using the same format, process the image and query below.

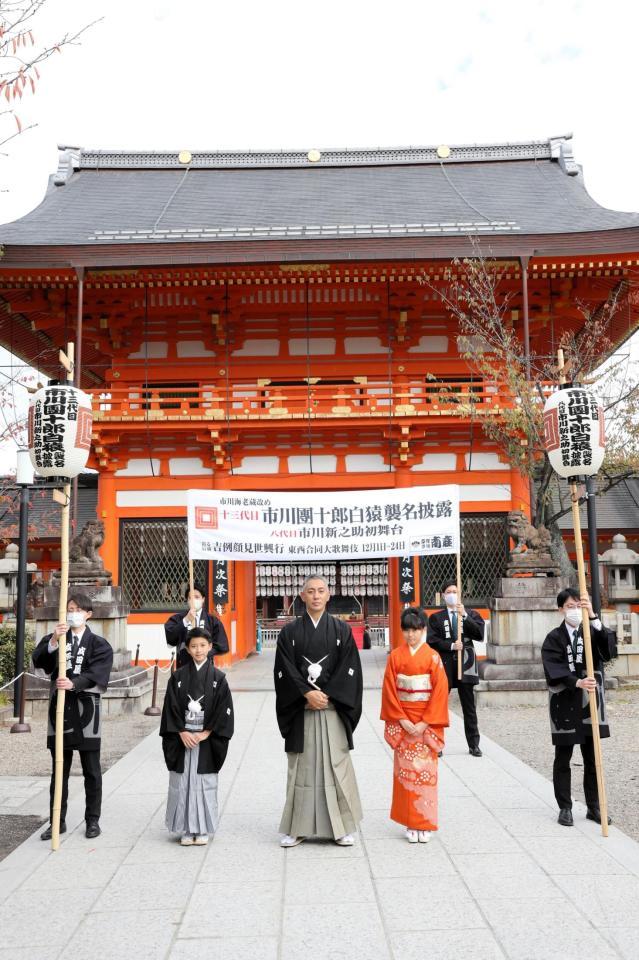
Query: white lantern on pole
542,386,605,478
28,383,93,479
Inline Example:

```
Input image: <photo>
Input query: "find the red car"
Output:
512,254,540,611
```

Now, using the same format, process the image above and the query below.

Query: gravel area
0,713,161,778
0,815,46,860
464,685,639,842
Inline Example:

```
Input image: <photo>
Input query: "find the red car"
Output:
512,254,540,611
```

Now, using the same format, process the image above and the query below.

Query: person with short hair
33,593,113,840
381,607,449,843
164,581,229,668
160,627,234,846
426,581,485,756
275,574,363,848
541,587,616,827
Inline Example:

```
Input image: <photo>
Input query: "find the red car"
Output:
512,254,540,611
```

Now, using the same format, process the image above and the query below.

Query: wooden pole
51,342,74,851
188,559,195,598
558,349,609,837
456,551,463,681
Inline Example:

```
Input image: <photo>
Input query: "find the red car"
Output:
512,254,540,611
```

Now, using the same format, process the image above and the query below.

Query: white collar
307,611,325,628
194,659,207,671
408,638,426,656
70,626,86,640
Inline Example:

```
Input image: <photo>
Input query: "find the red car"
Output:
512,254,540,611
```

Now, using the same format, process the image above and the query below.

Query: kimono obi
396,673,432,702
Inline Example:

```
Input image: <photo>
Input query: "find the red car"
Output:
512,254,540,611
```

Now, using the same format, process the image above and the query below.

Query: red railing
92,379,532,424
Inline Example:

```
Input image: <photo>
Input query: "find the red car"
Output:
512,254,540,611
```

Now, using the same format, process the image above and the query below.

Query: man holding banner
274,575,363,848
426,583,484,756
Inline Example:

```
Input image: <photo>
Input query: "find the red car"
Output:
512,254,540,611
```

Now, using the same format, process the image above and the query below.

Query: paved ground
1,648,638,960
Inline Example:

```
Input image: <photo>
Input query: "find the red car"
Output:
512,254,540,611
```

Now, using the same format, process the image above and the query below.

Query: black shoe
557,808,574,827
586,806,612,825
40,822,66,841
469,746,482,757
85,821,101,839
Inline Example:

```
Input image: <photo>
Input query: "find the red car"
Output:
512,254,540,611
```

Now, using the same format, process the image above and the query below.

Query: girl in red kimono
381,606,450,843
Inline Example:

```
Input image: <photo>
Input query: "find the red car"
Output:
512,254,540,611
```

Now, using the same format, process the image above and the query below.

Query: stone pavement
1,648,638,960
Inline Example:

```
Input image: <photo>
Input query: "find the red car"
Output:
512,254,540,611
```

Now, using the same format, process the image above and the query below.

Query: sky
1,0,638,464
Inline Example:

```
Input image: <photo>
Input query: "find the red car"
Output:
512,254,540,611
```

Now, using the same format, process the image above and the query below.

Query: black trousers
553,739,599,810
48,748,102,824
454,682,480,748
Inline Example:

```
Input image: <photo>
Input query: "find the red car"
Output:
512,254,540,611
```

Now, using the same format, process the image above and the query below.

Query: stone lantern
600,534,639,607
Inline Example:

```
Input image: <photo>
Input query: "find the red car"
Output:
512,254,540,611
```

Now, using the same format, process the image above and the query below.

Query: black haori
274,611,363,754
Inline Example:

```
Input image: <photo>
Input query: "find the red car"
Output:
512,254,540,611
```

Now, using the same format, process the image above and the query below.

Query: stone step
479,662,546,681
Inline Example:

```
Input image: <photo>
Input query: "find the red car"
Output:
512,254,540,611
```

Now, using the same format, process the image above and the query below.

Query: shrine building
1,135,638,661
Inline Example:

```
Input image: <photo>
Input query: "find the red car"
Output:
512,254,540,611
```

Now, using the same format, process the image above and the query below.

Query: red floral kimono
380,640,449,831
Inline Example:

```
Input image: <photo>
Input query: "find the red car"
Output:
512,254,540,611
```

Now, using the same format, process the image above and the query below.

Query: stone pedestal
478,577,566,705
27,584,153,715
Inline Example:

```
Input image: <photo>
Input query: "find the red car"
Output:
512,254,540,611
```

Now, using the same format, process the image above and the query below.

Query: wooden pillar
234,559,256,659
510,467,532,519
96,472,118,581
388,466,412,649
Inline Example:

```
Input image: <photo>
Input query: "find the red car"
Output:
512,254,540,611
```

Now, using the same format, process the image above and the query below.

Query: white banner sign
186,486,460,561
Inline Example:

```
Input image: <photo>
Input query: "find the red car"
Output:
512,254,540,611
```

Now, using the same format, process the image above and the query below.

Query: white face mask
444,592,457,608
66,611,85,629
192,598,204,612
564,608,582,629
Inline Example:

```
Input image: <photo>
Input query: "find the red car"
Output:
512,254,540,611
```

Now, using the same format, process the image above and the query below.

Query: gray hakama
279,704,363,840
165,700,219,837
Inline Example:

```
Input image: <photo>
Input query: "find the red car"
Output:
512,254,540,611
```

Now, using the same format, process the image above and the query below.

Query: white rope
107,667,153,686
0,670,24,693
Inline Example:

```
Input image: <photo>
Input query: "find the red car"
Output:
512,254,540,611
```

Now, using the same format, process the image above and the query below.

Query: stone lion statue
69,520,105,565
507,510,552,555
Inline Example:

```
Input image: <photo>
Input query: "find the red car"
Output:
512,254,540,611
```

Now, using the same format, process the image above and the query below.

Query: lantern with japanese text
542,386,605,478
28,383,93,479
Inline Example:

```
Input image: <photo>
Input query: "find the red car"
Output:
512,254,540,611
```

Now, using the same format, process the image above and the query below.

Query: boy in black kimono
541,587,616,827
33,593,113,840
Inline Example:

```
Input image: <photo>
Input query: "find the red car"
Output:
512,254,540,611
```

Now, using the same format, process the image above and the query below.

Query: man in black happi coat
541,587,616,827
426,580,485,756
164,581,229,668
33,593,113,840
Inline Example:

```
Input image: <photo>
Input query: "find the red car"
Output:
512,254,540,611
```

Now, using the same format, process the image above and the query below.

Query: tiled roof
0,480,98,542
555,478,639,532
1,135,638,247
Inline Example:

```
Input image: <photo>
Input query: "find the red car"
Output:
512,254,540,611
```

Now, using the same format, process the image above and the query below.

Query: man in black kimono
426,581,484,756
274,574,363,848
32,593,113,840
164,582,229,668
541,587,616,827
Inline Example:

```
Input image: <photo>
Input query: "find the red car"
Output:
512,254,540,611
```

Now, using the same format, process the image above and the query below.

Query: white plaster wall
345,454,389,471
465,452,509,471
116,490,188,507
411,453,457,471
288,338,336,355
115,458,161,477
408,336,449,353
344,337,387,354
288,455,337,473
234,456,280,474
127,341,168,359
232,339,280,356
176,340,216,357
460,484,512,502
168,457,213,476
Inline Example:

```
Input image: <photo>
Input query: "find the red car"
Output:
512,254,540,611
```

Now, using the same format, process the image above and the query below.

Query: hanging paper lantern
543,386,605,478
28,383,93,479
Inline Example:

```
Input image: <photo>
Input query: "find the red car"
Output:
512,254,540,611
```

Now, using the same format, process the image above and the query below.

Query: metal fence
420,513,509,608
120,519,208,613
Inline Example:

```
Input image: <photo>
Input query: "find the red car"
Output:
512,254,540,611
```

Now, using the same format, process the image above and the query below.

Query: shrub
0,624,35,687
